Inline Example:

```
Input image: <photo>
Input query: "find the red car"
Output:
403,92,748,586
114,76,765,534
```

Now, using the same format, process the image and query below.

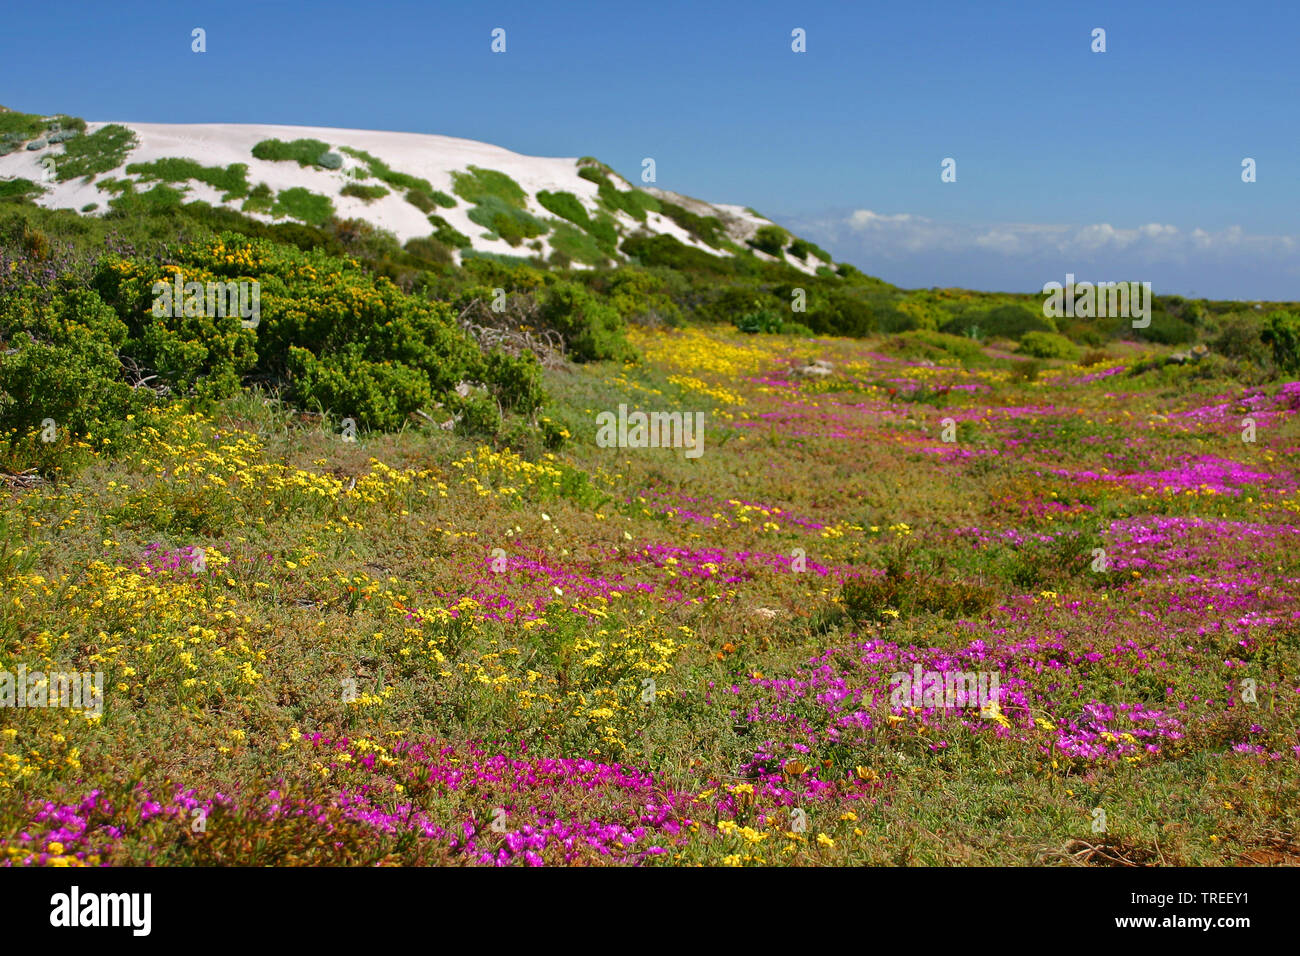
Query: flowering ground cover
2,327,1298,866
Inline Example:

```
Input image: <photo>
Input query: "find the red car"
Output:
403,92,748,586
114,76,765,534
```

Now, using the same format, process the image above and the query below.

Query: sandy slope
0,121,825,273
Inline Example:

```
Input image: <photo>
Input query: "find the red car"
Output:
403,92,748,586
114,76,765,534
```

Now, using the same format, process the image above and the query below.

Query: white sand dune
0,121,828,273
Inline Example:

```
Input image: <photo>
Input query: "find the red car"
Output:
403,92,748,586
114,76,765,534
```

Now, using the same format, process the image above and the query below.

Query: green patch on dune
251,138,333,168
55,124,138,181
272,187,334,226
126,158,251,200
466,195,548,247
340,182,390,203
0,178,43,202
451,166,527,208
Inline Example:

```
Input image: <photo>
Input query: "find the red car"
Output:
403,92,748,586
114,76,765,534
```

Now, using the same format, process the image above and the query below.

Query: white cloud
782,209,1300,298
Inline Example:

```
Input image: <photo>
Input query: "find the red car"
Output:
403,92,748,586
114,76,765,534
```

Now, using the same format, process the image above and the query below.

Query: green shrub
539,281,633,362
453,393,501,438
536,190,589,227
0,287,149,448
403,236,453,265
1018,330,1081,360
483,349,544,413
404,189,437,212
287,344,433,431
1136,311,1196,345
451,166,527,208
547,221,609,267
0,178,42,202
429,190,456,208
337,147,435,195
316,151,342,170
107,183,186,215
788,237,831,262
466,195,547,246
942,304,1054,340
1212,313,1270,367
1261,310,1300,374
735,309,782,334
657,201,725,248
749,224,789,257
55,124,138,181
272,188,334,226
126,158,250,199
251,138,332,167
340,182,390,202
427,215,471,249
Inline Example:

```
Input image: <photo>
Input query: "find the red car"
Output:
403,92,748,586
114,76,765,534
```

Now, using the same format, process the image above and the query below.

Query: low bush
273,187,335,226
251,138,332,167
427,215,471,250
538,281,633,362
340,182,390,202
748,224,789,257
1018,330,1080,361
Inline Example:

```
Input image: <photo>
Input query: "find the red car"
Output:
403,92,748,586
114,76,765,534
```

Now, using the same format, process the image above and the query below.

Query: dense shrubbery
0,228,553,457
539,282,634,362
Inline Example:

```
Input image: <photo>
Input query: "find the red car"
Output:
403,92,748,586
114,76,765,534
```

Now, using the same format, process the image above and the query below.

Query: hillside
0,109,832,273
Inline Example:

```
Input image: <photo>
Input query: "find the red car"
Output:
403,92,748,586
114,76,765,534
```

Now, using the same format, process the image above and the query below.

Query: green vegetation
547,221,611,267
749,224,790,257
251,138,333,168
126,158,251,200
1018,330,1081,361
340,182,390,203
465,195,548,247
338,146,437,201
0,178,43,202
54,124,138,181
451,165,528,208
241,182,275,215
271,187,335,226
657,200,726,248
427,214,471,249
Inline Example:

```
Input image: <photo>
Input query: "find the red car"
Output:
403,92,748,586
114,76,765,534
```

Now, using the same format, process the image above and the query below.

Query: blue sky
3,0,1297,298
